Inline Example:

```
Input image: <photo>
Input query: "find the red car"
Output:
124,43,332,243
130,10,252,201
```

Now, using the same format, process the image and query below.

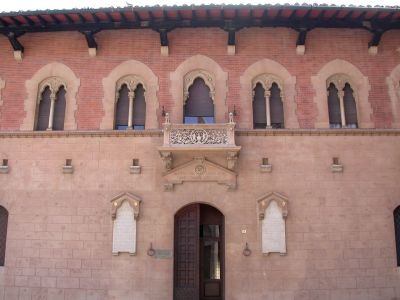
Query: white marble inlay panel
262,201,286,254
112,201,136,255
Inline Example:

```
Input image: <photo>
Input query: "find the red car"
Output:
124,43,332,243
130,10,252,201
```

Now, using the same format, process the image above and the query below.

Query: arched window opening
36,86,51,131
343,83,358,128
184,77,214,124
115,84,129,130
253,83,267,129
0,206,9,266
327,83,341,128
35,77,67,131
132,84,146,130
327,76,358,129
53,86,66,131
252,80,284,129
270,83,284,129
394,206,400,267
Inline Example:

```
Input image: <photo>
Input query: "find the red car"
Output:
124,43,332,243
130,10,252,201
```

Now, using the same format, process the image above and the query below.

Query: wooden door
174,204,200,300
174,204,224,300
199,205,223,300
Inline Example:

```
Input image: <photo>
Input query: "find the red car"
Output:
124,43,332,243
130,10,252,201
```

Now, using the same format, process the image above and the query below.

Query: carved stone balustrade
158,114,241,173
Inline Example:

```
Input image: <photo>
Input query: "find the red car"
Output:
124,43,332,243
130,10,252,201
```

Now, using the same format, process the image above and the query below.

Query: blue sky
2,0,399,12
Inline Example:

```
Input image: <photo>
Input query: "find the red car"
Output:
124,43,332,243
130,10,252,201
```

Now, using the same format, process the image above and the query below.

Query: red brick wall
0,27,398,130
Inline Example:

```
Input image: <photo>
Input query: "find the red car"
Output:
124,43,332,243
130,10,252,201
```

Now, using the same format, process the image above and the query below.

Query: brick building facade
0,4,399,300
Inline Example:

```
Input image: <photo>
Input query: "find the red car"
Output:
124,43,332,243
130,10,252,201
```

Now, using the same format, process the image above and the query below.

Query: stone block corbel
295,28,308,55
160,151,173,172
6,32,24,61
226,151,238,170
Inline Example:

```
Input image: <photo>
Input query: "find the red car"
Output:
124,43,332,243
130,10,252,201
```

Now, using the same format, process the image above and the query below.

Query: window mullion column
127,90,135,129
265,90,271,128
338,90,346,128
47,92,56,130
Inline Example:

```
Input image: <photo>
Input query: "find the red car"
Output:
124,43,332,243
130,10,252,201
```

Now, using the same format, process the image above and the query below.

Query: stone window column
338,90,346,127
264,90,271,128
47,92,57,130
127,90,135,129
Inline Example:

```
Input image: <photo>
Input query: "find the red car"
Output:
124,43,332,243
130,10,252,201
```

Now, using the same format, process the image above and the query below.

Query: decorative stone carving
160,151,173,172
183,69,215,102
39,77,67,100
252,74,285,101
169,128,228,145
162,157,237,191
159,121,240,172
111,192,141,256
257,192,288,255
115,75,146,101
327,74,355,94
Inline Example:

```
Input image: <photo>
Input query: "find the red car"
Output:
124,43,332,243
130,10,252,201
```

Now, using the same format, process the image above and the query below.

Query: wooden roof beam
81,30,98,57
5,31,24,61
368,29,384,55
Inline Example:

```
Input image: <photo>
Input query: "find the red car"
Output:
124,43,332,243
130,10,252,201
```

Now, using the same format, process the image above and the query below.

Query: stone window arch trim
311,59,372,128
240,59,298,129
21,62,80,131
386,64,400,128
170,55,228,123
0,78,5,120
183,69,216,103
101,60,159,130
110,192,141,220
257,192,288,220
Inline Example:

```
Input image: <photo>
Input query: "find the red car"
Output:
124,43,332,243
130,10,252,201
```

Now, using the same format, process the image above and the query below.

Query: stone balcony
158,113,241,172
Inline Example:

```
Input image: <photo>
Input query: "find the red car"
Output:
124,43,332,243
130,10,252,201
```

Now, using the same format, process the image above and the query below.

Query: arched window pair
327,75,358,128
115,76,146,130
252,75,284,129
35,77,66,131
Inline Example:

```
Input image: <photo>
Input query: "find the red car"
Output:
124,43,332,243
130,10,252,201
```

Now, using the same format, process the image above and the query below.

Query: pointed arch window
0,206,8,266
327,75,358,129
252,75,284,129
183,71,215,124
36,77,67,131
115,76,146,130
394,206,400,267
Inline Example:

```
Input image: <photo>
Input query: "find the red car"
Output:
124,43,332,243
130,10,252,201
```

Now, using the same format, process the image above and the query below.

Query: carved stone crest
162,157,237,191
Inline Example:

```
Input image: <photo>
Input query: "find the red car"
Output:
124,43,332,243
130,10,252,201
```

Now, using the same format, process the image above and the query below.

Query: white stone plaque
112,201,136,255
262,201,286,255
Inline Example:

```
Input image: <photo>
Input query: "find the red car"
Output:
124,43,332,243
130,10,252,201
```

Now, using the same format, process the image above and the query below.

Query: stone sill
0,128,399,139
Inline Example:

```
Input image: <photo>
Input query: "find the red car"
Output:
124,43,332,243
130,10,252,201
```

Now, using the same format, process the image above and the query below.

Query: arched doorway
174,203,224,300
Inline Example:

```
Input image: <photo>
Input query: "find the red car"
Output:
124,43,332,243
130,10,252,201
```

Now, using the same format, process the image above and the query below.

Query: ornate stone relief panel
110,192,141,255
38,77,67,98
257,192,288,255
162,157,237,191
327,74,357,97
183,69,215,102
252,74,285,100
115,75,146,101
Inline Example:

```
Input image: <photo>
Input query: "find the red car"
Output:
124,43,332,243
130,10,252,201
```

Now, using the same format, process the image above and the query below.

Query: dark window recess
0,206,8,266
270,83,284,129
53,86,66,130
36,86,51,131
115,84,129,130
184,78,214,124
132,84,146,129
253,83,267,129
343,83,358,128
394,206,400,267
327,83,342,128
